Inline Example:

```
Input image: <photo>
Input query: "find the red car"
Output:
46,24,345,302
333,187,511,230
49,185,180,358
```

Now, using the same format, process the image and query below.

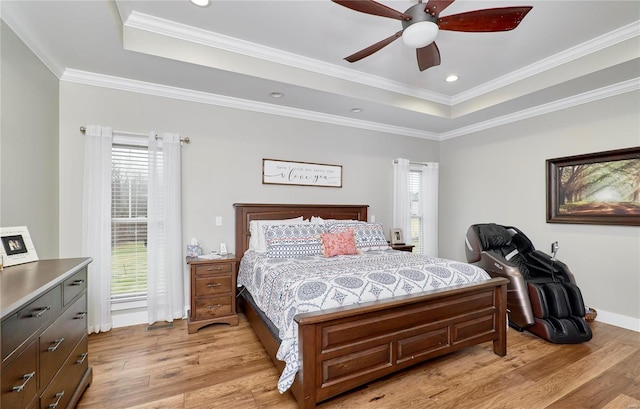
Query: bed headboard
233,203,368,260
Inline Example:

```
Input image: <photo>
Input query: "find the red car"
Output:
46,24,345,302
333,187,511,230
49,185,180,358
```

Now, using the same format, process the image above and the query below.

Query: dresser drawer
194,295,232,319
195,275,232,296
1,340,38,409
194,262,234,276
2,286,62,361
39,334,89,409
39,294,87,388
62,267,87,306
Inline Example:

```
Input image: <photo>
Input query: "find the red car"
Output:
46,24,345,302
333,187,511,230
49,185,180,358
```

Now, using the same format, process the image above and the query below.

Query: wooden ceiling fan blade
332,0,410,20
344,31,403,63
416,42,441,71
424,0,455,17
438,6,533,32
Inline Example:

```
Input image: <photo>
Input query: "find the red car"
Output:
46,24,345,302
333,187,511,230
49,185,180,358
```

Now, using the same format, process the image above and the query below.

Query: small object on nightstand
391,244,415,252
186,254,239,333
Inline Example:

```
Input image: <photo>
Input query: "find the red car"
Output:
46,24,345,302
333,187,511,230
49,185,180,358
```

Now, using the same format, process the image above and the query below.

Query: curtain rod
393,159,433,166
79,126,190,144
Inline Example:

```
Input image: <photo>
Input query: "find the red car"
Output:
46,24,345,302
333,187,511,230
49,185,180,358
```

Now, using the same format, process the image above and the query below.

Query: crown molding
452,21,640,105
1,2,64,78
60,69,440,140
61,68,637,142
440,78,640,140
124,11,452,105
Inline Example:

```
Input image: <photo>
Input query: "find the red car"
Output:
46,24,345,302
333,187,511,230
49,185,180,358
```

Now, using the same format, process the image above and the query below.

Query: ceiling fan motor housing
401,3,438,30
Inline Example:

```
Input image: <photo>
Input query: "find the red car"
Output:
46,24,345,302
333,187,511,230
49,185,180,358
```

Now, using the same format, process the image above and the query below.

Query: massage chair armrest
528,250,577,284
476,250,524,279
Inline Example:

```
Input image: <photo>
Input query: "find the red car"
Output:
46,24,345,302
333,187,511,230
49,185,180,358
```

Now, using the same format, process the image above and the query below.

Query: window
111,144,148,303
409,167,424,254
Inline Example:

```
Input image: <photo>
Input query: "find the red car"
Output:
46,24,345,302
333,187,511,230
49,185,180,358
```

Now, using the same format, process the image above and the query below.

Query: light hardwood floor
76,314,640,409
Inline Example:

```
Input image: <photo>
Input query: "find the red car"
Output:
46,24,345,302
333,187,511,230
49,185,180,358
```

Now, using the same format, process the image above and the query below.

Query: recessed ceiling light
445,74,459,83
270,92,284,98
350,107,363,113
190,0,210,7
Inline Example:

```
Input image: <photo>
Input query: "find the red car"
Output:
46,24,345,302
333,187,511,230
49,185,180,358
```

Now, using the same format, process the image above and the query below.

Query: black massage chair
465,223,592,344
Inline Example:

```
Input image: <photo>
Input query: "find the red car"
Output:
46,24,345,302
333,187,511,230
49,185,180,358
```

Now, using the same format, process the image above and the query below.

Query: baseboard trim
595,308,640,332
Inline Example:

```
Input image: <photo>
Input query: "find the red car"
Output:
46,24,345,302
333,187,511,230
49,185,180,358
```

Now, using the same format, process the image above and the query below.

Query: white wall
0,22,59,259
440,91,640,330
58,82,439,259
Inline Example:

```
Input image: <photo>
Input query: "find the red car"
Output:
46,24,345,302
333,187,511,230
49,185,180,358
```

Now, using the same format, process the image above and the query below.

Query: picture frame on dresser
0,226,39,267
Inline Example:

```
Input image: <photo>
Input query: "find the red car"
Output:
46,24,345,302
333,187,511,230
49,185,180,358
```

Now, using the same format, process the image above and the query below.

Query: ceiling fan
332,0,532,71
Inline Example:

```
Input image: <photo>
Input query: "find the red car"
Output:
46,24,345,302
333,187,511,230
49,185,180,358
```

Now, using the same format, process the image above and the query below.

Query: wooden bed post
297,323,318,409
493,281,508,356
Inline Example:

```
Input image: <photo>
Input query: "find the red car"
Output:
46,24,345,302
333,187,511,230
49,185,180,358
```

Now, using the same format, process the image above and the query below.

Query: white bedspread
237,249,491,393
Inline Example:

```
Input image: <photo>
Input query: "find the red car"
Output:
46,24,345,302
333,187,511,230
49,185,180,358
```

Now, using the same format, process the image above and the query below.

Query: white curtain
393,158,411,246
421,163,439,256
147,133,184,324
82,125,113,334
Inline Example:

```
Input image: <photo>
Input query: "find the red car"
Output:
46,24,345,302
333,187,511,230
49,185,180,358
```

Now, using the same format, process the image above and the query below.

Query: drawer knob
48,391,65,409
12,371,35,392
206,283,222,288
32,305,51,318
206,304,222,309
207,266,223,271
76,352,89,364
48,338,65,352
70,279,85,286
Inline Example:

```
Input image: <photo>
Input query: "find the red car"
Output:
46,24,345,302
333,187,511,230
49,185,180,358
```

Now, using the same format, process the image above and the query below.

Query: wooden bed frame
234,203,508,409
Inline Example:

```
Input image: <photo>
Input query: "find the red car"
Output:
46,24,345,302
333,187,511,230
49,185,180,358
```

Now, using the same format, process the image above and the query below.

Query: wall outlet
215,216,222,226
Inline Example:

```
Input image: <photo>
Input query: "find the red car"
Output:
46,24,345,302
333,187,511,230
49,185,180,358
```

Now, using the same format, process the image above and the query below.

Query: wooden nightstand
186,254,239,333
391,244,415,252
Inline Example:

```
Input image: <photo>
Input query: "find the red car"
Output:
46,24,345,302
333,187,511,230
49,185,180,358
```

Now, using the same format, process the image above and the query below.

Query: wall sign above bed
262,158,342,188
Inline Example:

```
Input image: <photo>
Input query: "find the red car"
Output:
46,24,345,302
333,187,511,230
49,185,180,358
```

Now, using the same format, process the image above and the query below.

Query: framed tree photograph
546,147,640,226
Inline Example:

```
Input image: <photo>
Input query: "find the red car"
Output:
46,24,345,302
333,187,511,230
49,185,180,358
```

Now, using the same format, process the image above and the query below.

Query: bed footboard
293,277,508,408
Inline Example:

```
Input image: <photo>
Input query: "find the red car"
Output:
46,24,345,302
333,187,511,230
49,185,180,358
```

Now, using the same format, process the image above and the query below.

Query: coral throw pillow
321,229,358,257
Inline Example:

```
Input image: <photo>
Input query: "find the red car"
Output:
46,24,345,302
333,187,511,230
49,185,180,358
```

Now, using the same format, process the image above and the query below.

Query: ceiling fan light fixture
402,21,438,49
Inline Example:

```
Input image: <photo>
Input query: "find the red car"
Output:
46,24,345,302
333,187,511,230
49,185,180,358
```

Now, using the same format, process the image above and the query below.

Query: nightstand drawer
195,275,232,295
194,295,232,319
194,262,234,276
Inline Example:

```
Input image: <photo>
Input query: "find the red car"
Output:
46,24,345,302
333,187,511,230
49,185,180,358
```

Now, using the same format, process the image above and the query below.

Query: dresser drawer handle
206,304,222,309
32,305,51,318
206,266,223,271
206,283,222,288
12,371,35,392
76,352,89,364
75,311,88,319
48,391,65,409
48,338,65,352
70,279,85,286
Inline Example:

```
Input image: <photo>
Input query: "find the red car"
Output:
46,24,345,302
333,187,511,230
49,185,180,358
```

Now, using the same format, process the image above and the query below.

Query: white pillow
249,217,307,252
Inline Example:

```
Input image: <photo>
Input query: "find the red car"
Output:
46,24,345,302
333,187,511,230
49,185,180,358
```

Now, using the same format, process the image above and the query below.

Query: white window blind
409,169,424,254
111,144,148,302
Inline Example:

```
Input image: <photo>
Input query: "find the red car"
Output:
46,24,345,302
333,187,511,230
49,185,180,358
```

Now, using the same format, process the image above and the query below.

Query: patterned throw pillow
326,221,390,251
320,229,358,257
264,224,326,258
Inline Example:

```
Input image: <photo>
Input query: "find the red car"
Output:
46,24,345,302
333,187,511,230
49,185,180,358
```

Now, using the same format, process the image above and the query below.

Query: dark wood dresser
1,258,93,409
186,255,239,334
